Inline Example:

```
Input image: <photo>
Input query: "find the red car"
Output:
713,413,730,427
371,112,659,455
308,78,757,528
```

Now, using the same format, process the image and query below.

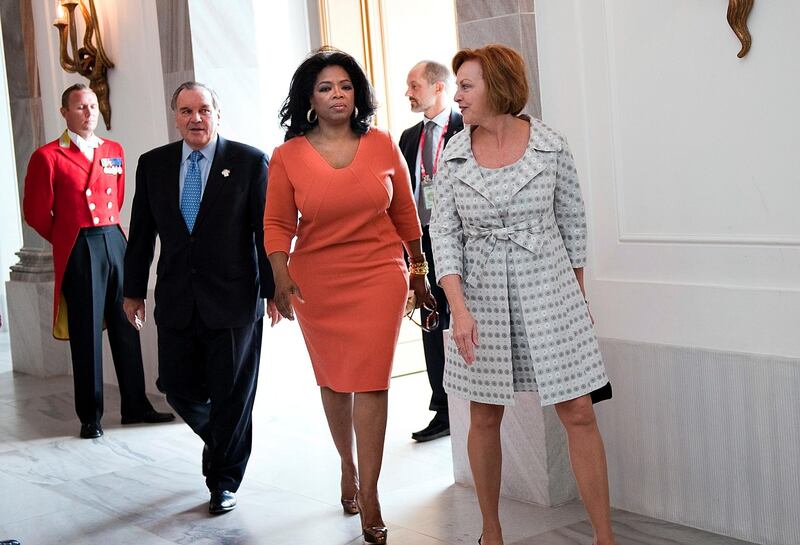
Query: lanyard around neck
418,119,449,180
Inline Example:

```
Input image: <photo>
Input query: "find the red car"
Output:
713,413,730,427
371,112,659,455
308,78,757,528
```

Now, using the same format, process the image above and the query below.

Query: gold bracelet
409,261,429,276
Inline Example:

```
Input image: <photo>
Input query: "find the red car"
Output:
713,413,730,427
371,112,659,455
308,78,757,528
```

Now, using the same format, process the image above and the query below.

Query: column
1,0,71,376
456,0,542,119
155,0,195,142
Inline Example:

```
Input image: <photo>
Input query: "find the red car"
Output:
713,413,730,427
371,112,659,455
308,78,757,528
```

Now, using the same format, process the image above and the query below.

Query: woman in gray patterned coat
430,45,616,545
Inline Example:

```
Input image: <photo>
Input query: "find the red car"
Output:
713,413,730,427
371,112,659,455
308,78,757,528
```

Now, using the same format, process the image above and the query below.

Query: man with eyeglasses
399,61,464,442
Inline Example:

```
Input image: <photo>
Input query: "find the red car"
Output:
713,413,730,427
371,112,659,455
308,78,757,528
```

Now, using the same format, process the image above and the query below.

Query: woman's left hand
409,274,434,309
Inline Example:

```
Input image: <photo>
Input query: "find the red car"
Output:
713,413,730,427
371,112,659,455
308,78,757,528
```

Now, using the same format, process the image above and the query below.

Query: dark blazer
398,109,464,193
124,136,275,330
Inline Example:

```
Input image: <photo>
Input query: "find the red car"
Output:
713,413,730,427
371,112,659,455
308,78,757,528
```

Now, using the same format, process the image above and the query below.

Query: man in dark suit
123,82,279,514
399,61,464,442
23,83,173,439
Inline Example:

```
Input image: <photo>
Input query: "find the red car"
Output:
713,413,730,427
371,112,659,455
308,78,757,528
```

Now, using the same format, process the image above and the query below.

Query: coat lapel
55,130,91,173
168,143,183,224
402,121,423,191
507,118,562,198
86,140,112,189
193,136,229,231
508,151,546,200
442,128,493,204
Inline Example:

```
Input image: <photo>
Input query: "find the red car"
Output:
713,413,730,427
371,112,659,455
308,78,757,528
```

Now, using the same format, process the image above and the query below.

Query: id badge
422,178,435,209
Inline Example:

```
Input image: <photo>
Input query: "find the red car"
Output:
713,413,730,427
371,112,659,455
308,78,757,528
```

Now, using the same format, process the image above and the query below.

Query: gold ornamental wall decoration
727,0,754,58
52,0,115,129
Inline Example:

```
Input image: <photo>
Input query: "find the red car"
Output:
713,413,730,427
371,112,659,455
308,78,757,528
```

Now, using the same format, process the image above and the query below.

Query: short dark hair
61,83,92,108
280,48,377,140
170,81,220,111
452,45,529,116
420,60,451,89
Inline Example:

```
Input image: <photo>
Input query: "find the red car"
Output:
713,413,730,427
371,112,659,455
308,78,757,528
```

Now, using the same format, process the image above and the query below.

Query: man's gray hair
420,61,452,90
170,81,220,111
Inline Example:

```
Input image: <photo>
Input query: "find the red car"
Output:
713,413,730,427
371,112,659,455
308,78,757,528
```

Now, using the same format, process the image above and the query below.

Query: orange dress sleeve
263,146,298,255
385,134,422,242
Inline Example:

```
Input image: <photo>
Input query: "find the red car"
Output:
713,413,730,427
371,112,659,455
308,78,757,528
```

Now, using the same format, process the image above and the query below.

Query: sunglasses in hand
404,294,439,332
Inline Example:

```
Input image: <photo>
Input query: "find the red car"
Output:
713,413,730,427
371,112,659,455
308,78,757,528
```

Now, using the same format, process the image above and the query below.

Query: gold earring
306,108,317,123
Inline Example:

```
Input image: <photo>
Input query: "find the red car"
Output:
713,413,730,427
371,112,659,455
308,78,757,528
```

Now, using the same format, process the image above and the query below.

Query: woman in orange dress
264,50,432,545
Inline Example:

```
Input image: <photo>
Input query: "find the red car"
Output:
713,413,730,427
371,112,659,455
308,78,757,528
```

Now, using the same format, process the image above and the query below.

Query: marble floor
0,327,754,545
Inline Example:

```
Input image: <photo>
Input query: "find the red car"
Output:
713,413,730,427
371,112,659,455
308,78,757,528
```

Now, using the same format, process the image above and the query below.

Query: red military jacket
23,130,126,339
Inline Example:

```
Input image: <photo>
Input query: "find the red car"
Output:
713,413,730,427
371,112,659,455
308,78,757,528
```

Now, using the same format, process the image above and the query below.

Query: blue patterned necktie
180,150,202,232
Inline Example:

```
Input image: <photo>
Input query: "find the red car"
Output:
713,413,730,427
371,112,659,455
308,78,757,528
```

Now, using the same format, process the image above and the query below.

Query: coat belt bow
462,219,544,287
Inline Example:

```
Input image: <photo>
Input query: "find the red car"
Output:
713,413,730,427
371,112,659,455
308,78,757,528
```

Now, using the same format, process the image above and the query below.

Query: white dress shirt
67,130,103,162
179,136,218,200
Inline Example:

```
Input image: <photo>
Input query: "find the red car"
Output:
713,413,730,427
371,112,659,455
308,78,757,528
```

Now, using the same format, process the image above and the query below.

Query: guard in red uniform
22,83,173,439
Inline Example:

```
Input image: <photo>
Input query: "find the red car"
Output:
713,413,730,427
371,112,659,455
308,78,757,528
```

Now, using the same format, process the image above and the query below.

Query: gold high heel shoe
341,473,360,515
362,524,388,544
341,497,359,515
357,498,387,544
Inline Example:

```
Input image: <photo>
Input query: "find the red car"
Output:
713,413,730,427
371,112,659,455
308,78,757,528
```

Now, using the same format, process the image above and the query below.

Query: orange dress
264,128,422,392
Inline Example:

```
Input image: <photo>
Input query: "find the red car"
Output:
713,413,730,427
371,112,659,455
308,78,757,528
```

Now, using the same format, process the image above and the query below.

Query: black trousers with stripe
61,226,152,424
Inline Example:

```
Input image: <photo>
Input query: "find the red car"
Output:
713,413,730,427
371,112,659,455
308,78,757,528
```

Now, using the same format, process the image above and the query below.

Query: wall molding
618,232,800,247
592,275,800,295
593,0,798,249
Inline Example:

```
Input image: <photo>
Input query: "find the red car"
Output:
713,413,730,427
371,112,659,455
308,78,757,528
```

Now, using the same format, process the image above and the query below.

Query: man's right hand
123,297,146,331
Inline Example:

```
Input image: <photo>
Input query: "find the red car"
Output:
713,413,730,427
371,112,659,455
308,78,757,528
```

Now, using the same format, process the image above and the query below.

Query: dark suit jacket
398,109,464,194
124,136,275,330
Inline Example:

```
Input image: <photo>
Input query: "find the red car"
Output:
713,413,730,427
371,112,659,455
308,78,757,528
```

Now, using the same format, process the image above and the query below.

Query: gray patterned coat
429,118,608,406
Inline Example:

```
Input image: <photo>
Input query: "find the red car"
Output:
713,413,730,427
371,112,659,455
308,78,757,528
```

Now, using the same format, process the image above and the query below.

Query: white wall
0,18,24,331
379,0,459,136
253,0,314,154
188,0,314,157
536,0,800,358
535,1,800,543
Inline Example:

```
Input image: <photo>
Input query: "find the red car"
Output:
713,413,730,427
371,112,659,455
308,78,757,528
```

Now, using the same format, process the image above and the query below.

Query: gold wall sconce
727,0,754,58
52,0,114,129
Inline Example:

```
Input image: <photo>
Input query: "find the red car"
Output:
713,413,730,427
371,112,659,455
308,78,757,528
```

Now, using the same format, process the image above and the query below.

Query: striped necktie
417,121,437,226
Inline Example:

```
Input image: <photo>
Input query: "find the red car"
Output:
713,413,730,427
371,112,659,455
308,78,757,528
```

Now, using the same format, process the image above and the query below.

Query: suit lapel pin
221,169,230,178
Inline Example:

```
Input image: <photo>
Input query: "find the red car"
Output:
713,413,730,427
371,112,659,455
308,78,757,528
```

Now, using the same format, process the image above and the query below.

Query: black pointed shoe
209,490,236,514
121,409,175,425
79,423,103,439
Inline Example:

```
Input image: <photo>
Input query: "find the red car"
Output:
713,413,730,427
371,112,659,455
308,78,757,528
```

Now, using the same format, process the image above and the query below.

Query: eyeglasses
405,297,439,333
